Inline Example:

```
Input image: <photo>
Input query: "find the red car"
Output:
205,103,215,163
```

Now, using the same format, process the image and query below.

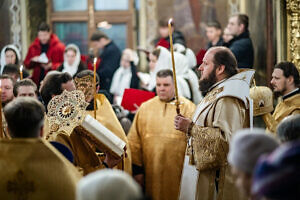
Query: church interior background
0,0,299,86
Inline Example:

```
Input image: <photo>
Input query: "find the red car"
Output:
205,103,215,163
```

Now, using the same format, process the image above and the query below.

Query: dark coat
228,31,254,68
206,38,224,49
97,41,121,91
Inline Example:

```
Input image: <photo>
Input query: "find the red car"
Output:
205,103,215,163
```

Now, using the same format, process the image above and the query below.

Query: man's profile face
156,76,175,102
38,31,51,45
17,86,37,98
227,16,242,36
270,68,288,96
198,50,218,95
61,80,76,92
1,78,14,104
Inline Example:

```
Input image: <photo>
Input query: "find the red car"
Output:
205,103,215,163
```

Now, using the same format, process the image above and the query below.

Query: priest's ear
286,75,295,86
96,85,100,93
216,64,225,76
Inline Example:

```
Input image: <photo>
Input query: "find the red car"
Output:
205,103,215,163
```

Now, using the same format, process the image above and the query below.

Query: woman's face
65,49,76,66
120,54,131,68
149,53,157,72
5,50,17,64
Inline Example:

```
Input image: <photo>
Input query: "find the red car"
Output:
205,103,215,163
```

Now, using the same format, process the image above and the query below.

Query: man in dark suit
227,14,254,68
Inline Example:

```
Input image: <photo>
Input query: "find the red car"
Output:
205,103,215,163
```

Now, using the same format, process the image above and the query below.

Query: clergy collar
160,96,176,103
282,88,300,100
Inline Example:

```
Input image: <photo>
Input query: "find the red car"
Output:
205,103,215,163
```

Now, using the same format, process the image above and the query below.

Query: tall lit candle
93,57,97,119
168,18,180,114
19,65,23,80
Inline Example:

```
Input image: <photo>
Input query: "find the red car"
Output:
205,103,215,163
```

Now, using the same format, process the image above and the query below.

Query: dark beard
273,91,282,99
199,68,217,96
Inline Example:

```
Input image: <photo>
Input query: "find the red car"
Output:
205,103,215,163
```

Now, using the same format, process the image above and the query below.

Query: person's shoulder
28,37,41,49
139,96,159,110
179,96,194,105
179,96,196,110
50,34,65,48
216,96,246,109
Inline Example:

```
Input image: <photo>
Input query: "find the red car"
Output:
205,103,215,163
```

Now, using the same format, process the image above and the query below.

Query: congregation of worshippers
0,13,299,200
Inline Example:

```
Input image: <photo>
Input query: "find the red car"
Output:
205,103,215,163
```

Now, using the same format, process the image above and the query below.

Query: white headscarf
110,49,139,99
62,44,81,77
174,43,197,69
147,46,171,91
174,44,202,103
76,169,143,200
0,44,21,74
147,46,193,100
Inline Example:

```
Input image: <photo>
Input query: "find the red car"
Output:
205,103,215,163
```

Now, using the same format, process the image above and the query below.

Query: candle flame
168,18,173,25
20,65,23,72
93,57,97,65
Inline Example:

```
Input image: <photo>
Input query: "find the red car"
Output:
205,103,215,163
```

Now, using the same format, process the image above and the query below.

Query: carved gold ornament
47,90,88,137
74,75,97,102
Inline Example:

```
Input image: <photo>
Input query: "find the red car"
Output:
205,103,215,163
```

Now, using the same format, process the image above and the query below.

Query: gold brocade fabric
0,138,82,200
45,120,105,175
192,97,249,200
86,94,132,174
264,93,300,134
128,96,196,200
0,111,10,139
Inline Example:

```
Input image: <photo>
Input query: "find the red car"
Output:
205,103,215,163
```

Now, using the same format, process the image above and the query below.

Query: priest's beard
273,82,286,99
199,68,217,96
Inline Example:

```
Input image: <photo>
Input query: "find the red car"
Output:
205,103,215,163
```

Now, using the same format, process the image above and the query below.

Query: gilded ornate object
74,75,96,103
47,90,88,138
286,0,300,71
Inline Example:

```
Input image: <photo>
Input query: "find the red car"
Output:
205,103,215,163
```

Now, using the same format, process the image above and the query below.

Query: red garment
24,34,65,85
155,38,170,49
196,49,206,66
80,55,101,71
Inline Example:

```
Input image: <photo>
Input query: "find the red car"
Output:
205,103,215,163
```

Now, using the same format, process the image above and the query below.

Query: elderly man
175,46,254,200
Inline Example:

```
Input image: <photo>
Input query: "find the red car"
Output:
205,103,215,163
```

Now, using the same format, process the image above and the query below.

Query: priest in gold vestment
41,72,122,175
0,97,81,200
175,47,254,200
128,69,195,200
262,62,300,133
74,70,132,174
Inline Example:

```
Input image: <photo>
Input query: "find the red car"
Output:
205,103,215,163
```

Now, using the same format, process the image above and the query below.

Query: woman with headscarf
144,46,193,100
57,44,86,77
110,48,139,105
0,44,21,74
174,43,202,104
